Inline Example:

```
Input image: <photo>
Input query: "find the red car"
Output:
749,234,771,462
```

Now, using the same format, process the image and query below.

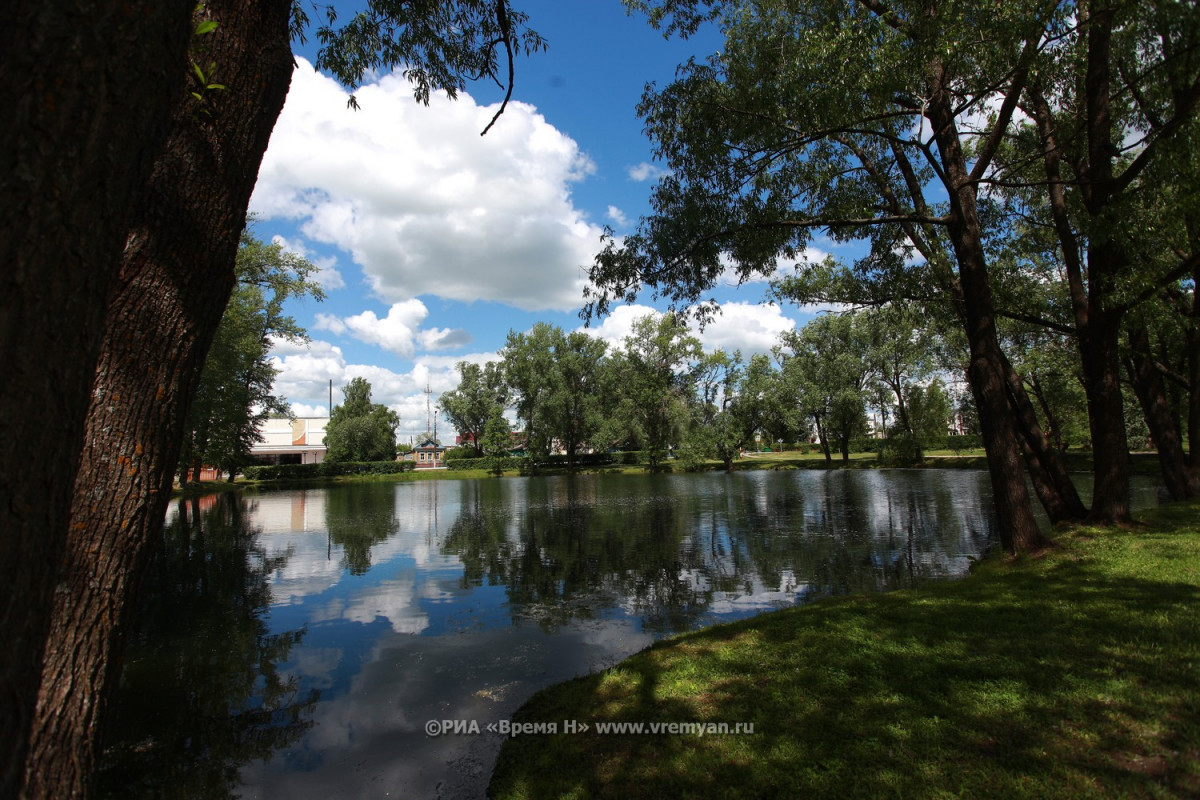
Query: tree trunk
1126,323,1195,500
927,76,1050,554
890,378,912,435
1077,8,1131,524
1079,304,1131,523
999,350,1089,523
813,413,832,463
1190,313,1200,483
1183,234,1200,486
23,2,294,796
1028,372,1067,451
0,4,192,797
1028,63,1132,525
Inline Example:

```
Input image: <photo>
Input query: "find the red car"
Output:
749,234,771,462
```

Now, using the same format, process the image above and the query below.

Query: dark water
99,470,1010,799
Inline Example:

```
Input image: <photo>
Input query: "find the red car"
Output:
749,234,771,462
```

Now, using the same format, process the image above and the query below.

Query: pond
99,469,1028,798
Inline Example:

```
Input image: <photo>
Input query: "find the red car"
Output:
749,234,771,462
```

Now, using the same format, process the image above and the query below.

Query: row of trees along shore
441,310,972,472
1,0,1198,797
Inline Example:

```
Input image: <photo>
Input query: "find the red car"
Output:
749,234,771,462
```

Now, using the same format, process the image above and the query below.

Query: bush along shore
489,500,1200,799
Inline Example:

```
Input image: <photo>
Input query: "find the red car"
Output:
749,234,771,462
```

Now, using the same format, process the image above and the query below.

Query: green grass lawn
490,501,1200,799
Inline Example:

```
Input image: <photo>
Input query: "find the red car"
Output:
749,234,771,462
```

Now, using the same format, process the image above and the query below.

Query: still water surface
101,470,1009,798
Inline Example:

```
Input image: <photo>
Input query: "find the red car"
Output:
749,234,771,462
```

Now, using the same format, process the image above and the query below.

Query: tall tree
541,330,610,472
620,313,703,470
1012,0,1200,520
25,4,296,795
863,304,939,435
502,323,559,464
179,229,324,483
23,3,545,797
440,361,508,457
588,0,1058,551
778,314,872,463
906,379,954,443
325,378,400,462
0,5,193,791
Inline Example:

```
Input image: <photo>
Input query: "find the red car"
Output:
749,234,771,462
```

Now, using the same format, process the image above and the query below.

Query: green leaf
194,20,218,35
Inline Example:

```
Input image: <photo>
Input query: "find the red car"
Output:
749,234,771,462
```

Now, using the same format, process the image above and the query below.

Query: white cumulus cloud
578,304,660,349
694,302,795,356
251,59,604,312
606,205,630,227
628,162,668,182
579,302,794,357
314,300,472,359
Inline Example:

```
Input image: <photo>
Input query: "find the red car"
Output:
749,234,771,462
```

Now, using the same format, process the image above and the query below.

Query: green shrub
849,438,885,454
878,434,924,467
445,455,525,472
943,434,984,452
240,460,413,481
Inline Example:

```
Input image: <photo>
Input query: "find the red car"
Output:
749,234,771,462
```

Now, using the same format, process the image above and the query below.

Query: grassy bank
214,450,1163,488
490,501,1200,799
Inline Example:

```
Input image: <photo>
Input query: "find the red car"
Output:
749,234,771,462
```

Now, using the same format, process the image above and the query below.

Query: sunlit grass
490,500,1200,799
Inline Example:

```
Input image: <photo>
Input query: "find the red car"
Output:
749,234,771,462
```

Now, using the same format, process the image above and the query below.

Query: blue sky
253,1,837,440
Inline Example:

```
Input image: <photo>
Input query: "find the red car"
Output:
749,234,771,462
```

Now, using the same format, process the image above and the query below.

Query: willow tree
587,0,1068,551
540,329,611,472
619,313,703,470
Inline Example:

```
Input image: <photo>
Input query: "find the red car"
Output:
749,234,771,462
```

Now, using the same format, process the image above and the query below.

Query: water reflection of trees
325,482,399,574
440,472,995,633
98,493,317,800
442,476,713,633
728,471,994,598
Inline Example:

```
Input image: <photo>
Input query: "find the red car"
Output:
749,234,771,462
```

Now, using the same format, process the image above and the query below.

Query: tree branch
480,0,514,136
968,33,1040,184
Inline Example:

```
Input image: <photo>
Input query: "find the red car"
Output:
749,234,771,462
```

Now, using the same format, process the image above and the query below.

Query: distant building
248,417,328,465
411,435,445,469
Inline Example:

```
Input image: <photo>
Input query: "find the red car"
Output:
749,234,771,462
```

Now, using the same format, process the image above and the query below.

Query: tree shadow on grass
491,554,1200,799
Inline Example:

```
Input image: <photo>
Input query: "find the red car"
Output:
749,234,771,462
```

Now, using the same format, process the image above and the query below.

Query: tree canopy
325,378,400,462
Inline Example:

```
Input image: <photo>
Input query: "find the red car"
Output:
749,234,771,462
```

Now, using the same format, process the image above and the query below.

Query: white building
248,417,328,465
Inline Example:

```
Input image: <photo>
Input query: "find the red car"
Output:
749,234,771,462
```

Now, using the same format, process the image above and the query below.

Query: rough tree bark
1125,323,1195,500
0,4,192,796
22,0,294,796
999,351,1089,523
927,69,1052,554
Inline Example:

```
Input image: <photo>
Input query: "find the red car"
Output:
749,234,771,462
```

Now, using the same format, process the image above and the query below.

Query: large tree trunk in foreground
23,1,293,796
0,4,191,796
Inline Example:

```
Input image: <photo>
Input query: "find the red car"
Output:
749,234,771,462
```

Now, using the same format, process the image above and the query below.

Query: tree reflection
97,493,317,800
440,472,994,633
442,477,712,632
325,482,399,575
